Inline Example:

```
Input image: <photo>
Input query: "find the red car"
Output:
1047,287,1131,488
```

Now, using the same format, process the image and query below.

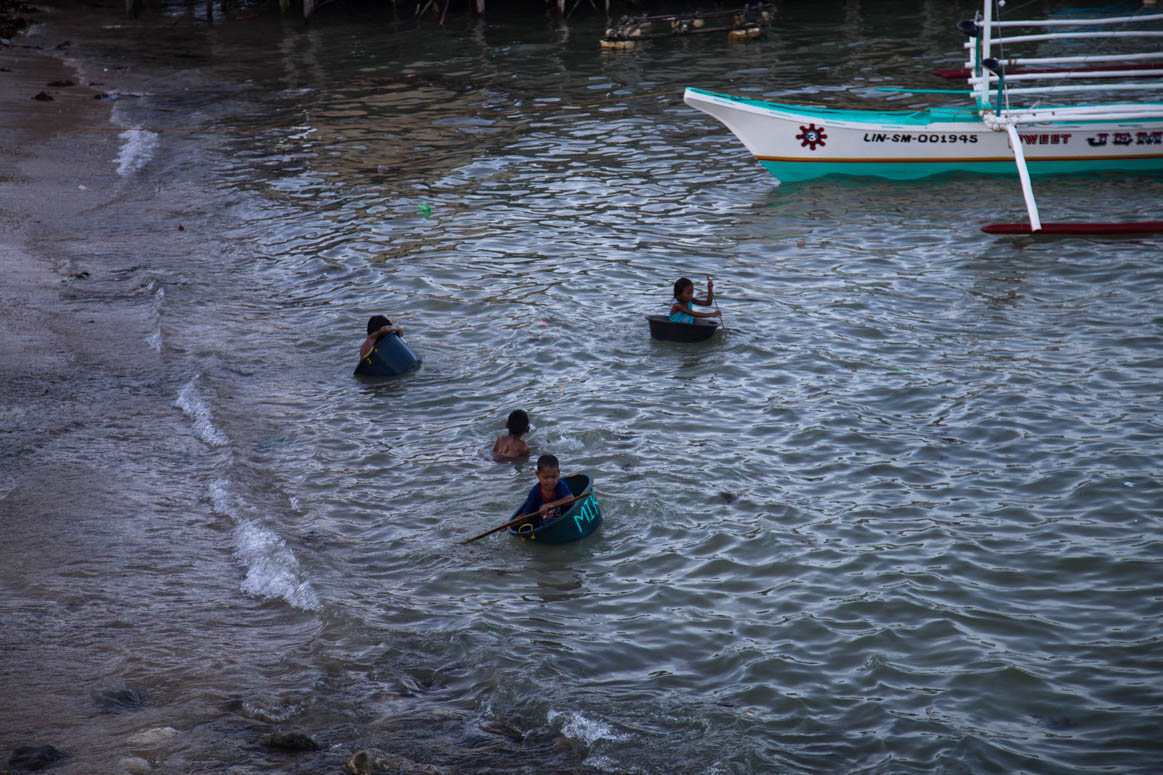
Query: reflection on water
3,1,1162,773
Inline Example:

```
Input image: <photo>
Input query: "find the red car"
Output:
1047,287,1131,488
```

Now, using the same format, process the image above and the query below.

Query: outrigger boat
684,2,1163,234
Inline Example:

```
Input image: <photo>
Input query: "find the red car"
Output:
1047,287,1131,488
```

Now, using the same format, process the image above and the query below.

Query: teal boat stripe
758,156,1163,182
687,87,1163,127
757,152,1163,163
686,87,982,125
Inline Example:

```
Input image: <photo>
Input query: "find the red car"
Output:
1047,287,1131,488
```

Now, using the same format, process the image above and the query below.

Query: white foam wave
235,519,320,611
174,376,229,447
209,478,236,514
145,285,165,351
546,433,584,453
115,128,159,179
547,710,627,745
211,477,320,612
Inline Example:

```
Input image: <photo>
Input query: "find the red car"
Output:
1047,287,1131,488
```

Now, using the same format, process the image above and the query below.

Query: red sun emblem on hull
796,123,827,151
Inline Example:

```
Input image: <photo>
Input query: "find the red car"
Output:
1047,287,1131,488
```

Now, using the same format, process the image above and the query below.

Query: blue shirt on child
521,480,573,524
669,299,694,324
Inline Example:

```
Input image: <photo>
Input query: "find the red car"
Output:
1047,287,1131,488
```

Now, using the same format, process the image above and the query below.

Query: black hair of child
367,314,391,334
507,410,530,437
536,454,559,472
673,277,693,299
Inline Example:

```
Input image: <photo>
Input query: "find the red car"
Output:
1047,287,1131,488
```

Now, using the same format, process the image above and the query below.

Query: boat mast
979,1,994,111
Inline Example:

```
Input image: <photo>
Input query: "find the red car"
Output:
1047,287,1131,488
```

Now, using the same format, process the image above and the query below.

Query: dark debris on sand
0,0,39,41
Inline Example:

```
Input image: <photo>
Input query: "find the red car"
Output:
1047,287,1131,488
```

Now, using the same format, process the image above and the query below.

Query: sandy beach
1,0,179,505
1,2,186,727
3,0,130,562
1,1,127,455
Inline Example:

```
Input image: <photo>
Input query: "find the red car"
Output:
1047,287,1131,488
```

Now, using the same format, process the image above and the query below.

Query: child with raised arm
360,314,403,360
669,276,722,324
493,410,530,460
520,454,573,526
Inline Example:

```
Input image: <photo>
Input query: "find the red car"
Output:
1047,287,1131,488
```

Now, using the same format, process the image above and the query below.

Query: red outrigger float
982,221,1163,235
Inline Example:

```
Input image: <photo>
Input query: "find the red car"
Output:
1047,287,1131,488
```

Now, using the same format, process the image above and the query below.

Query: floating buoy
601,3,772,45
728,26,762,41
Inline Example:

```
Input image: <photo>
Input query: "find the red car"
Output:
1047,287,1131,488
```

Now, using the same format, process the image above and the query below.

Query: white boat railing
966,5,1163,109
973,69,1163,83
965,4,1163,233
976,30,1163,46
1003,52,1163,67
989,105,1163,123
979,81,1163,98
983,108,1163,126
987,13,1163,28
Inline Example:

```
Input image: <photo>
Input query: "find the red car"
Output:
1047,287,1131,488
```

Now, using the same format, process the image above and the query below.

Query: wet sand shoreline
1,8,186,750
1,2,130,426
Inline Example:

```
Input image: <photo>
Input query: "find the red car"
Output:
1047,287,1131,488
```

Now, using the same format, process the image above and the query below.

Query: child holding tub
519,454,573,526
669,276,721,324
493,410,530,460
359,314,403,360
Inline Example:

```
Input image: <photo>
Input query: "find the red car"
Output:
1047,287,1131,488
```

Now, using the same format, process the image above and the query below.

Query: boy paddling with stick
461,454,580,543
519,454,573,527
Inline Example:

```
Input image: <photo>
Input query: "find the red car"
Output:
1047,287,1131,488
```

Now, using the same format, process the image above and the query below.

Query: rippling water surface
4,1,1162,773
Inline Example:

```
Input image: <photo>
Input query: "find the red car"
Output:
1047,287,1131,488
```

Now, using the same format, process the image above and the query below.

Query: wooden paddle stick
708,274,726,333
461,493,586,544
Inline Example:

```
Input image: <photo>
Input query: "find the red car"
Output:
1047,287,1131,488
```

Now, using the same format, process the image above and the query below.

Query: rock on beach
125,727,178,746
7,744,68,771
260,731,322,751
345,748,447,775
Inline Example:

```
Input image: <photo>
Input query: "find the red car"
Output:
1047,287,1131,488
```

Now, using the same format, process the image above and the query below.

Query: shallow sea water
3,1,1162,773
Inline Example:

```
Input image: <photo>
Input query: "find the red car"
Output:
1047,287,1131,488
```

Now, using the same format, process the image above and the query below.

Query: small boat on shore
685,2,1163,234
600,3,773,47
354,331,421,377
509,473,602,544
646,314,719,343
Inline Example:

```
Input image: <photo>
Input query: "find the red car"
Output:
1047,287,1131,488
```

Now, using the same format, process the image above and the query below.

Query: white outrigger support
964,3,1163,234
1000,121,1041,232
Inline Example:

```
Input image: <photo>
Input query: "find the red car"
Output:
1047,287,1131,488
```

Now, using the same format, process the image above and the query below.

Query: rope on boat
600,2,774,47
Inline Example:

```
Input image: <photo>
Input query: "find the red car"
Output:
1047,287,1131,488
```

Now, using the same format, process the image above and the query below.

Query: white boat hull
684,88,1163,183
